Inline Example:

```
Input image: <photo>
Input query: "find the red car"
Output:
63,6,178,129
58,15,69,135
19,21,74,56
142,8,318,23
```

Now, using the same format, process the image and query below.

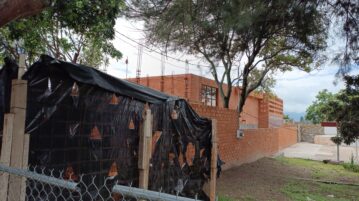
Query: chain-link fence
0,164,201,201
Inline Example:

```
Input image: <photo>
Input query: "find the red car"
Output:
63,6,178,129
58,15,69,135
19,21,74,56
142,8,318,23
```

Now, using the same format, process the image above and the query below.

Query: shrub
331,136,343,145
343,155,359,173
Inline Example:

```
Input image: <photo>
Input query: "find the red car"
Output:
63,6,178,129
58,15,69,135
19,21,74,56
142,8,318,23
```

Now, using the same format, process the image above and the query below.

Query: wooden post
138,108,153,189
0,54,28,201
297,124,301,142
0,114,14,200
210,119,218,201
20,134,30,201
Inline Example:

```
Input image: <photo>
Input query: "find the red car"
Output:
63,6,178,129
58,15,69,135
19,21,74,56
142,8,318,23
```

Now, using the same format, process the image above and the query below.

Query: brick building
128,74,296,169
128,74,284,128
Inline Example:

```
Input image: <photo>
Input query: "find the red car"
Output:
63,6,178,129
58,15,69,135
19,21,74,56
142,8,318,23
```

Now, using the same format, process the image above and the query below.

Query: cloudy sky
273,67,345,120
106,18,356,121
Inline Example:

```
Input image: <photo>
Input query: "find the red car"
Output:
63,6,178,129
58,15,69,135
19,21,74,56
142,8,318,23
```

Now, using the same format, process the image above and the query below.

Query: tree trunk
218,86,231,109
238,77,249,114
223,96,230,108
0,0,48,27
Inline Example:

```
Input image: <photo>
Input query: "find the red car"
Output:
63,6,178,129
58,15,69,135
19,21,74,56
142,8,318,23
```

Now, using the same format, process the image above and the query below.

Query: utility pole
136,45,143,84
160,53,165,92
197,63,202,100
171,71,174,95
125,57,128,79
184,60,189,99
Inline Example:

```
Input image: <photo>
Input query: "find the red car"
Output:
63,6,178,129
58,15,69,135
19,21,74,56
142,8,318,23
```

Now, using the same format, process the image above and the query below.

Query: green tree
0,0,124,68
128,0,328,112
330,75,359,144
305,89,339,124
283,114,293,123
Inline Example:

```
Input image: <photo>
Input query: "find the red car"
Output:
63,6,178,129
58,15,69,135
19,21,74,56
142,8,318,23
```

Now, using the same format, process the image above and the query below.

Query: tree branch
0,0,48,27
246,67,272,96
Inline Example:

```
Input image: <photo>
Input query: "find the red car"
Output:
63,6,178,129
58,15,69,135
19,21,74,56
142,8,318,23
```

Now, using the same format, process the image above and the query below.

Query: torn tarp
0,55,218,200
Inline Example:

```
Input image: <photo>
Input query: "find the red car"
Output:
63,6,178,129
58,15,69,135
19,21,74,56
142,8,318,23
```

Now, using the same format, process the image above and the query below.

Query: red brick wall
128,74,284,128
258,95,284,128
277,125,298,150
240,96,259,125
191,104,297,170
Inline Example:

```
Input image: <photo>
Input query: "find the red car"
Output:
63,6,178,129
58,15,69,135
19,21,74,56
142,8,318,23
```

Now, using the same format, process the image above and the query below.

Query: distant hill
286,112,305,122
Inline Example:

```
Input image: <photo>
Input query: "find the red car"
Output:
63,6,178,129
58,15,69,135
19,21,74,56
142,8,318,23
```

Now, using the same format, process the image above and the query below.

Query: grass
218,195,256,201
278,157,359,201
282,181,359,201
239,196,256,201
218,196,235,201
343,155,359,173
343,162,359,173
276,156,359,180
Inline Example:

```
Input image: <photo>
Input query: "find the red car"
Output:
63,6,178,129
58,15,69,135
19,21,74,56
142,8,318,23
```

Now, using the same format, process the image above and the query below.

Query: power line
115,30,219,69
115,36,202,72
115,31,337,82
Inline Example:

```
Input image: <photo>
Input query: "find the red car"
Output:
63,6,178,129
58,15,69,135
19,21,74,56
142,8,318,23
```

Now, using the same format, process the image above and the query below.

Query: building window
201,85,217,106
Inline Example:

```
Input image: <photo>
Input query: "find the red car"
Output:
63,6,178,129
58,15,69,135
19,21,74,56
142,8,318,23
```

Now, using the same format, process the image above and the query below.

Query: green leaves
305,89,339,124
0,0,124,68
334,75,359,144
129,0,328,110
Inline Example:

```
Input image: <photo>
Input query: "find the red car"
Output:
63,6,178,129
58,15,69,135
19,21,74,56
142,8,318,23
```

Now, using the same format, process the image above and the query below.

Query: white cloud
274,67,346,114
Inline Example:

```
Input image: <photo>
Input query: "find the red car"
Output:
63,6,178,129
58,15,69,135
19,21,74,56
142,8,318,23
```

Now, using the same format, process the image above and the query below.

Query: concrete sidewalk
278,142,359,164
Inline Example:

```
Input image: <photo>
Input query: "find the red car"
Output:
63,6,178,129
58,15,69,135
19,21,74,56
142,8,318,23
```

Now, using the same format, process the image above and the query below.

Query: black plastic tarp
0,55,215,200
24,55,177,104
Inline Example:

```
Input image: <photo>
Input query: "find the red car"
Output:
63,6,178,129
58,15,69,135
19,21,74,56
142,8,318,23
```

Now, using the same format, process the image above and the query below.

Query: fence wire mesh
0,164,200,201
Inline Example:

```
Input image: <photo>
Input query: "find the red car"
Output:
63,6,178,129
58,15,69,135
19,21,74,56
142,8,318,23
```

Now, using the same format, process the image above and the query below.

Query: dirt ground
216,157,359,201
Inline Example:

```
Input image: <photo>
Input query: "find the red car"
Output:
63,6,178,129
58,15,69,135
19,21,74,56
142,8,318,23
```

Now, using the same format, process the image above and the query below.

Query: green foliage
331,136,343,145
129,0,328,110
0,0,124,68
251,70,277,94
305,82,359,144
332,75,359,144
343,155,359,173
305,89,339,124
284,114,294,123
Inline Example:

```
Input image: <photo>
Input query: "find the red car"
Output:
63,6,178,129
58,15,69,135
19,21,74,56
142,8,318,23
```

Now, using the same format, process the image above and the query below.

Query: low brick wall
191,104,297,170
